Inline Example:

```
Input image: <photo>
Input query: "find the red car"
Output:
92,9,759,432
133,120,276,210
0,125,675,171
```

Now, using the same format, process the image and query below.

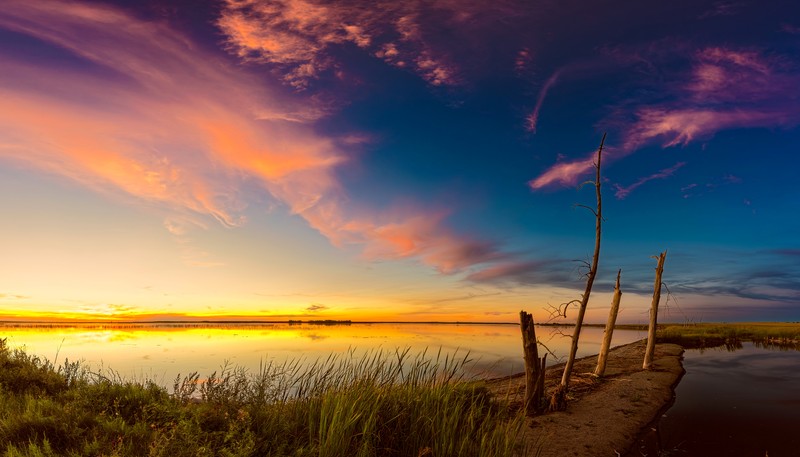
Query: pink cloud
217,0,465,88
624,107,777,150
0,0,502,274
613,162,686,199
515,48,533,73
466,261,542,283
526,70,561,134
528,155,596,189
296,204,504,274
530,46,800,193
624,47,796,150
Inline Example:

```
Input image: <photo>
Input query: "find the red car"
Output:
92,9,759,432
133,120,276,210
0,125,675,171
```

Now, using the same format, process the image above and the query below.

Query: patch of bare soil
486,340,684,457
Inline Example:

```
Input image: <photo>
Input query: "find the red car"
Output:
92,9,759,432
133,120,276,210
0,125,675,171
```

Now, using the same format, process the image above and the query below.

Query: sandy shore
487,340,684,456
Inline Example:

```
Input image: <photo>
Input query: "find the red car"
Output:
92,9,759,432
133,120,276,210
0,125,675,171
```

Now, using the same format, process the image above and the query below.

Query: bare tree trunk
594,269,622,377
643,251,667,370
520,310,547,416
550,133,606,411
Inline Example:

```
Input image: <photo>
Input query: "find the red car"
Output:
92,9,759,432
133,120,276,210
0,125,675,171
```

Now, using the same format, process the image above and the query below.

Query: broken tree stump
643,250,667,370
595,269,622,377
520,310,547,415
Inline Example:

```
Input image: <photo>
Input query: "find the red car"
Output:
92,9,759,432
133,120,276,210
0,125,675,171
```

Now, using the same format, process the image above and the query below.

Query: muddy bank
487,340,684,457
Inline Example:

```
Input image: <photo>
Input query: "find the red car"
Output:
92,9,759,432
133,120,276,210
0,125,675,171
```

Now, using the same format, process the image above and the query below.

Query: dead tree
520,311,547,416
549,133,606,411
643,251,667,369
594,269,622,377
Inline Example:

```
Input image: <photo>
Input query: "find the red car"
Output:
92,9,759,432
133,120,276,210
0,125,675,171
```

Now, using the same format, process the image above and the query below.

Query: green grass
0,341,523,457
656,322,800,349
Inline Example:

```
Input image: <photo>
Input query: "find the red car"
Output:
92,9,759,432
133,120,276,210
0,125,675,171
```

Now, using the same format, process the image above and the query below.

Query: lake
627,342,800,457
1,322,645,386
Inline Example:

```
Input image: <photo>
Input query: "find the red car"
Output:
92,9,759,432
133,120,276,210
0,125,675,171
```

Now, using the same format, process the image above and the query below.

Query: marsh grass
656,323,800,349
0,341,523,457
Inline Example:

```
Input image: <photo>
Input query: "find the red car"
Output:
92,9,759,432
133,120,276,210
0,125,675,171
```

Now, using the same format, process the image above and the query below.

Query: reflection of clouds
73,330,139,345
4,324,645,388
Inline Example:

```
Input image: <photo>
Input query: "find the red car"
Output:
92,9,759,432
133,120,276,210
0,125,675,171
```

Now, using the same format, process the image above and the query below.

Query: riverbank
487,340,684,456
656,322,800,349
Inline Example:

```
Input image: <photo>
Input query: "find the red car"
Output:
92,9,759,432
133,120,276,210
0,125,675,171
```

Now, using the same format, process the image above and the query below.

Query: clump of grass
0,340,523,456
656,323,800,349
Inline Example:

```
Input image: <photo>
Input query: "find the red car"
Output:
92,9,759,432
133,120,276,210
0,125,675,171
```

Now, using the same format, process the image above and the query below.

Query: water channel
627,342,800,457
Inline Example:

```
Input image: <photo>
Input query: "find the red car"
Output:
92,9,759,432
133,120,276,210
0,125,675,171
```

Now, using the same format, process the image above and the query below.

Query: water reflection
627,342,800,457
1,322,644,387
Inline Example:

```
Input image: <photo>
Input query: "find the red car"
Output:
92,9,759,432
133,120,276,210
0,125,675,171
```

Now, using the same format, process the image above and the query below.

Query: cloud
698,1,744,19
771,249,800,257
625,47,800,149
0,293,30,300
466,259,571,286
0,0,509,275
613,162,686,199
329,210,508,274
514,48,533,73
529,154,596,189
665,248,800,305
525,70,561,134
0,0,332,227
530,45,800,193
215,0,500,89
305,303,328,312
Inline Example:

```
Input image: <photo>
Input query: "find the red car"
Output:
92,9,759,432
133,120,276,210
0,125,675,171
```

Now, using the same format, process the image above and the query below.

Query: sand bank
488,340,684,456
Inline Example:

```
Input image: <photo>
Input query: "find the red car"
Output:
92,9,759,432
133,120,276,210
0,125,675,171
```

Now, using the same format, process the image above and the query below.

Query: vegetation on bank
655,322,800,349
0,340,523,457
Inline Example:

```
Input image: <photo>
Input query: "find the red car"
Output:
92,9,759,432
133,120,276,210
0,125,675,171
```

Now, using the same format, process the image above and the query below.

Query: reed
0,341,523,456
656,322,800,349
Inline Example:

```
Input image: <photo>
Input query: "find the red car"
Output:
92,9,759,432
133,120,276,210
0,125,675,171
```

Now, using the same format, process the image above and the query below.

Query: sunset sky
1,0,798,323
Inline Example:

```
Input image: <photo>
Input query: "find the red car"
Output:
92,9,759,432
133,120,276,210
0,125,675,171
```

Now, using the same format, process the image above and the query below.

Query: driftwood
594,269,622,376
520,311,547,415
643,251,667,369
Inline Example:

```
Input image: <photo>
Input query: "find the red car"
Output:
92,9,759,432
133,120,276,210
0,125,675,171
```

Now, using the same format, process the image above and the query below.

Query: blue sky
0,0,798,323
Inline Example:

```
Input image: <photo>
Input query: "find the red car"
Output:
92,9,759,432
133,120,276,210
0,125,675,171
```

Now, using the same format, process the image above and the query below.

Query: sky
0,0,798,324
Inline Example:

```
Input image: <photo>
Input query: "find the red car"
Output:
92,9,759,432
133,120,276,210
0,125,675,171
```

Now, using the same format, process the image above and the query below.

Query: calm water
1,323,644,386
628,343,800,457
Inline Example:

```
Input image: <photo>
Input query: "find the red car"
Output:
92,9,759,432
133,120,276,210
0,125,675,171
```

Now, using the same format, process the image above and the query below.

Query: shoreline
487,340,684,456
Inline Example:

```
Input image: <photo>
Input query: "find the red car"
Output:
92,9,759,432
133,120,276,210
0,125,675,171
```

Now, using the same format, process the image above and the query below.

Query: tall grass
0,341,523,456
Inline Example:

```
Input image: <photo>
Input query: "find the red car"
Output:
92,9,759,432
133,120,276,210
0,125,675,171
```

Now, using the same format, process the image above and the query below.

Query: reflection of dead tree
643,250,667,370
594,269,622,377
519,311,547,415
549,133,606,411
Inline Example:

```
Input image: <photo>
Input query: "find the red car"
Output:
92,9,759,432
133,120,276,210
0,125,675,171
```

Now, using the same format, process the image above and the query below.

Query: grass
0,340,524,457
656,322,800,349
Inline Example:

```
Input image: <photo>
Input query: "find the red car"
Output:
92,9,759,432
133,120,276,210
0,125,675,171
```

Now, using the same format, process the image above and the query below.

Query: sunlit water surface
1,323,644,387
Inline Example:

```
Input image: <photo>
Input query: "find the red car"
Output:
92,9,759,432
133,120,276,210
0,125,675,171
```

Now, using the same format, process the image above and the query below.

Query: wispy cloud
525,70,561,134
465,259,571,287
613,162,686,199
782,24,800,35
305,303,329,312
0,293,30,300
530,45,800,194
0,0,510,275
216,0,523,90
621,47,791,152
771,249,800,257
698,1,744,19
528,153,599,190
331,210,508,274
217,0,467,88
